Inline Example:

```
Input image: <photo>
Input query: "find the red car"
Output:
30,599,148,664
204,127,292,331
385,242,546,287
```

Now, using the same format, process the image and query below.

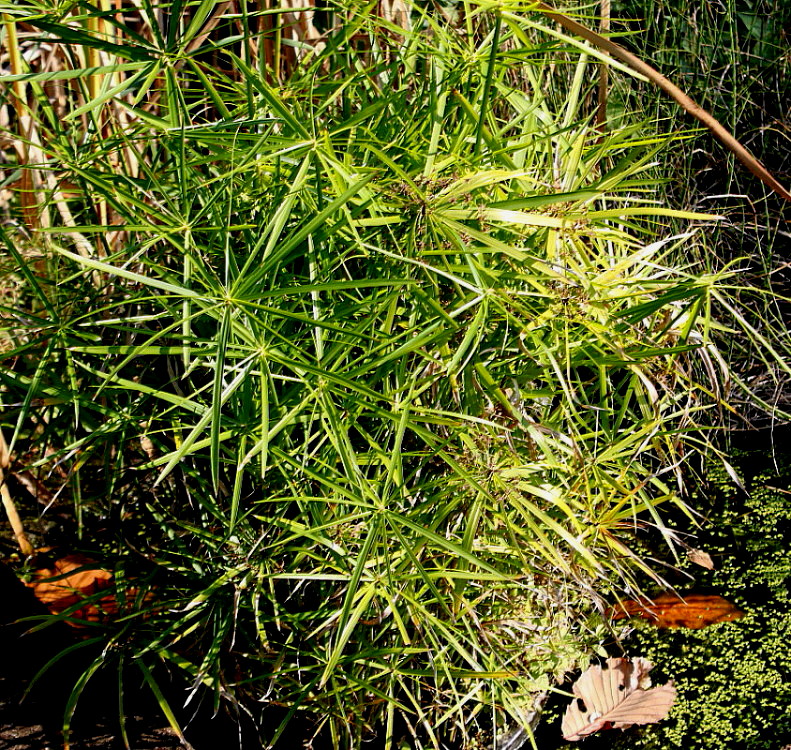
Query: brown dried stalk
0,429,33,557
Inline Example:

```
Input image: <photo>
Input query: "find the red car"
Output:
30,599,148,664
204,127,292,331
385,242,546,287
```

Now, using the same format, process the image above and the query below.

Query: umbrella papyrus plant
1,2,788,747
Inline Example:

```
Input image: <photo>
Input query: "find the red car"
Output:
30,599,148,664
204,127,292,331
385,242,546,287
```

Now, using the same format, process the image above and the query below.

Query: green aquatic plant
594,452,791,750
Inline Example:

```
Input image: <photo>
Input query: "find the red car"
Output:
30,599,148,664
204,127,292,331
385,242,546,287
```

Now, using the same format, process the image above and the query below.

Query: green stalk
474,10,502,158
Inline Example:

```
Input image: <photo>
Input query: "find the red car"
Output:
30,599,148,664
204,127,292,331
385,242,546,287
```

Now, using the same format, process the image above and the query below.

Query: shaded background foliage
615,0,791,207
611,0,791,420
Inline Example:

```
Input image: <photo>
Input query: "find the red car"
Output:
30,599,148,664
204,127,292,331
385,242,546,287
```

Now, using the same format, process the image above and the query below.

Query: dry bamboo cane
3,14,52,230
0,430,33,557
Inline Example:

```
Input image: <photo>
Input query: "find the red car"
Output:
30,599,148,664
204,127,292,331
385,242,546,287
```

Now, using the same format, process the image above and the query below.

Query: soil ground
0,673,183,750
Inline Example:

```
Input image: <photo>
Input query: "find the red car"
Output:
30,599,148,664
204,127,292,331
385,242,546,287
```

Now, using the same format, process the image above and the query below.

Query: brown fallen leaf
25,552,117,627
687,548,715,570
561,657,675,741
611,593,743,629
